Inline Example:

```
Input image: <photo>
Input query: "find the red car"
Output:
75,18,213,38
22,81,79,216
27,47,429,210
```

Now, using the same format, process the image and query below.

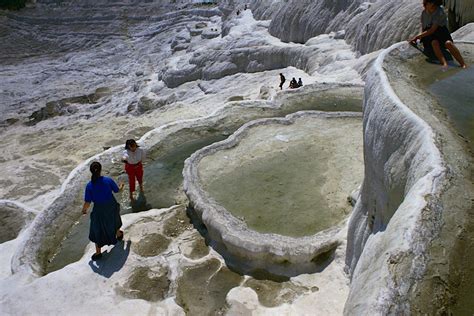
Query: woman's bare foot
461,64,468,69
441,64,449,72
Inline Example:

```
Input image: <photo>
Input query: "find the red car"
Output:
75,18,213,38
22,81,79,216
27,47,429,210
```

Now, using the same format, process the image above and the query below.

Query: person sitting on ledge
289,77,298,89
409,0,467,69
298,78,303,87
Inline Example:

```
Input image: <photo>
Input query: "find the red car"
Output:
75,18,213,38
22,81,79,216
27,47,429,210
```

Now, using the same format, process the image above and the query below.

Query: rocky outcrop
251,0,420,54
445,0,474,31
160,38,355,88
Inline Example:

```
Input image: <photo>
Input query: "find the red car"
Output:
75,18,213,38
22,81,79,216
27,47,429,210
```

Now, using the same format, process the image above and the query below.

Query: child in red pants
122,139,146,202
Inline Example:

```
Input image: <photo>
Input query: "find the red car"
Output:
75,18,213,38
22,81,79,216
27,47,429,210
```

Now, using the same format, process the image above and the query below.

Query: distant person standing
82,162,124,261
122,139,146,202
279,73,286,90
409,0,467,69
298,78,303,87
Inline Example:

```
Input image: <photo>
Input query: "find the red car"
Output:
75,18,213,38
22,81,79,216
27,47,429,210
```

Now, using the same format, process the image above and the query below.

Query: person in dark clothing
298,78,303,87
82,161,125,261
279,73,286,90
289,77,298,89
409,0,467,69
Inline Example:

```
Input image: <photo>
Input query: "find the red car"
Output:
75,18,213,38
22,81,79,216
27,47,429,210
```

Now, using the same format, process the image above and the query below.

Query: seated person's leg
445,41,467,68
431,40,448,67
421,35,435,57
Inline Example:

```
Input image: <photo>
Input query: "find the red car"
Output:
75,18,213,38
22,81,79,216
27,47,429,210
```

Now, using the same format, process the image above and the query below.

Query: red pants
125,162,143,193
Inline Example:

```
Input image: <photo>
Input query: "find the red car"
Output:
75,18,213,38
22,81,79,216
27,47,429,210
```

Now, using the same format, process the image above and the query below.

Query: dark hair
90,161,102,183
125,139,139,150
425,0,443,6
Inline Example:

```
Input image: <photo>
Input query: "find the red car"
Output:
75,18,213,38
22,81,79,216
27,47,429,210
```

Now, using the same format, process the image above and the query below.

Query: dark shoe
117,231,124,241
91,253,102,261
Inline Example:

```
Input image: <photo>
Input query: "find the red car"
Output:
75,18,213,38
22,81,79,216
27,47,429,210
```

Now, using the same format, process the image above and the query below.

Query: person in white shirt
122,139,146,202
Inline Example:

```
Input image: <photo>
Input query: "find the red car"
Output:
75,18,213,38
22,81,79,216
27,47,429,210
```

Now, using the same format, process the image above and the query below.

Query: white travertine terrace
344,38,474,314
1,0,473,312
11,83,363,277
183,111,363,277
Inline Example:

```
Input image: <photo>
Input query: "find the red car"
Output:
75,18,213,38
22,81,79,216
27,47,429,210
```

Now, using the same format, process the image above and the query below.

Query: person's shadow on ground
88,240,131,278
131,191,152,212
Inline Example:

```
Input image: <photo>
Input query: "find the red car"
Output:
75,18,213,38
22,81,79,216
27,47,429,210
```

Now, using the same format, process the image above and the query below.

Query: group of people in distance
279,73,303,90
81,139,145,261
409,0,467,69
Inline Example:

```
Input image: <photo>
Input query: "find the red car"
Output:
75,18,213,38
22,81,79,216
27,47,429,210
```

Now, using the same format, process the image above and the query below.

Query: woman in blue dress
82,161,125,260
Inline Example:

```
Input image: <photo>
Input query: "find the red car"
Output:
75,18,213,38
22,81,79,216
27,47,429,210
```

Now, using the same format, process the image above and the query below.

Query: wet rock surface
116,266,170,302
188,237,210,259
243,278,308,307
176,258,244,315
131,233,170,257
163,207,193,238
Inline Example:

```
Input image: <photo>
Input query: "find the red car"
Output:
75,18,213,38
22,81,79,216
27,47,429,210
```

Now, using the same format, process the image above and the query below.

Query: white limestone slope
445,0,474,27
344,42,448,314
251,0,421,55
5,0,472,314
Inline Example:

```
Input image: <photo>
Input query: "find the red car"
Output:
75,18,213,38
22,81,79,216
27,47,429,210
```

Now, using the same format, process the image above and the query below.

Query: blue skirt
89,198,122,247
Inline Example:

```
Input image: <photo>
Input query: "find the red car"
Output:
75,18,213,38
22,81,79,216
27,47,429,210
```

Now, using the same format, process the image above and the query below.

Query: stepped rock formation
0,0,473,314
250,0,474,54
445,0,474,30
344,35,474,314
